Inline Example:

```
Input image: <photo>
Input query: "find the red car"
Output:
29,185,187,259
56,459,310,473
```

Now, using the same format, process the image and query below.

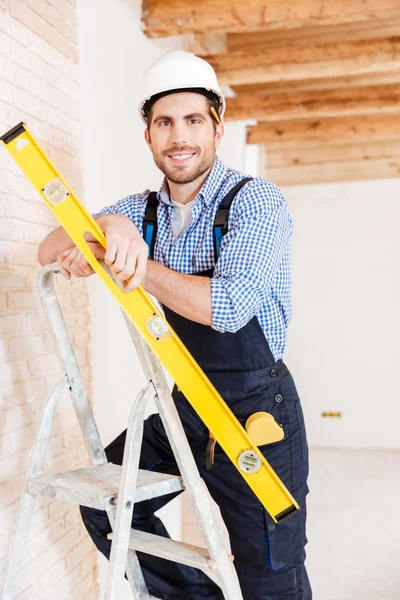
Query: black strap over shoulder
213,177,253,260
143,191,159,258
142,177,253,260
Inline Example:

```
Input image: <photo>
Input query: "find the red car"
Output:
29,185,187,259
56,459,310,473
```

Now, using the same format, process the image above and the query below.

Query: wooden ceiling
141,0,400,185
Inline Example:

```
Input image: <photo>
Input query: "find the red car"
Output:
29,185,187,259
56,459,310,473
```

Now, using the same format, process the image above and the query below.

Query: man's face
144,92,223,184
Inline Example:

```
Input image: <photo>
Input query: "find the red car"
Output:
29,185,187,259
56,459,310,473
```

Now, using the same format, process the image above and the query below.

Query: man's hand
57,242,105,280
55,215,148,291
101,214,148,291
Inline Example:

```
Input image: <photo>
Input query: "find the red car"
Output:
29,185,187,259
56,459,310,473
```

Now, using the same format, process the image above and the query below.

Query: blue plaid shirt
97,156,293,360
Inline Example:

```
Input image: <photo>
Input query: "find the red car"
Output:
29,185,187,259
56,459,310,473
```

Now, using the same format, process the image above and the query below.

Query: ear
144,127,152,151
214,122,224,150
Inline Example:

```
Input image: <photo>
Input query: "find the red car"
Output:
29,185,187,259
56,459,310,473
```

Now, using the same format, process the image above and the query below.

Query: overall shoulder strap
213,177,253,260
143,191,159,258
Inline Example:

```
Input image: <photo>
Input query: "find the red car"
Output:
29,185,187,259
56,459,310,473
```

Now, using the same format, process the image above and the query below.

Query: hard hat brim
142,87,222,122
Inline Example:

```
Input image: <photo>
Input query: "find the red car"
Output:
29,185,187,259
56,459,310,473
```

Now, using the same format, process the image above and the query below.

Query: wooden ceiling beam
186,33,227,56
188,18,400,57
247,114,400,147
227,17,400,52
225,84,400,122
265,141,400,167
141,0,400,38
263,158,400,186
206,37,400,87
232,72,400,96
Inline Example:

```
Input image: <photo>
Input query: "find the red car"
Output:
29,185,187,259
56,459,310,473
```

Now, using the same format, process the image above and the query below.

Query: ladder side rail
121,314,244,600
105,384,153,600
1,376,70,600
121,311,168,389
102,270,171,598
38,263,106,466
107,507,151,600
154,385,243,599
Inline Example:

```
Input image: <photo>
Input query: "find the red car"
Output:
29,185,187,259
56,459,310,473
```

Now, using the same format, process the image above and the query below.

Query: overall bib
80,187,312,600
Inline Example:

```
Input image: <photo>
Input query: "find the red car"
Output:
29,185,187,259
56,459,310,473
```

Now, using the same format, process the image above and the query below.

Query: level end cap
0,122,27,145
275,504,299,524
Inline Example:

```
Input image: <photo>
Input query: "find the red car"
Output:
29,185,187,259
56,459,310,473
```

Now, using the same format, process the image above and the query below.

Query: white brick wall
0,1,98,597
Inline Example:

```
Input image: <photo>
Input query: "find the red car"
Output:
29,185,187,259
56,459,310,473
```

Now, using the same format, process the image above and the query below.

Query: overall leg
195,367,312,600
203,471,311,600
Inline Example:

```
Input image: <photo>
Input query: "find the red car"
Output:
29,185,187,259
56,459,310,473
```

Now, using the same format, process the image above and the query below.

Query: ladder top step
28,463,184,510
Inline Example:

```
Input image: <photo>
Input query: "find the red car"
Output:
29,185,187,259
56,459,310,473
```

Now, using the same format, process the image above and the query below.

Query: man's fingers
78,252,94,276
57,249,76,279
67,248,91,278
57,246,76,262
57,246,95,278
58,264,71,279
136,249,148,282
124,249,147,292
111,239,130,274
103,229,148,288
116,248,138,283
104,238,118,266
61,246,79,270
91,243,106,261
68,249,85,277
56,251,71,279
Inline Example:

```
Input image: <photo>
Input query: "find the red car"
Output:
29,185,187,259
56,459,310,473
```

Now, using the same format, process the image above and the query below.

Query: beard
153,146,215,184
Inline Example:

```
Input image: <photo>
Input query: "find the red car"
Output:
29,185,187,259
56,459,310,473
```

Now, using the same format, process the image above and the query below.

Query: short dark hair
146,90,220,132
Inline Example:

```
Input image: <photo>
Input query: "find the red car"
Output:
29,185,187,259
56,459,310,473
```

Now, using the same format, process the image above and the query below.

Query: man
37,51,311,600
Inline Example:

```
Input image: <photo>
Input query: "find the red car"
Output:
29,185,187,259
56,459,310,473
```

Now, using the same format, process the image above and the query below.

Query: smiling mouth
167,152,196,164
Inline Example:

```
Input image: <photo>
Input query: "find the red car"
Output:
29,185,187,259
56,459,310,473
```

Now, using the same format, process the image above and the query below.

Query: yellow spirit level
1,122,299,523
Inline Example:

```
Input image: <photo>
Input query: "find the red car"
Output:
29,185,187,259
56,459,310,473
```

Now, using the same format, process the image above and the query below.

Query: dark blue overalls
80,181,312,600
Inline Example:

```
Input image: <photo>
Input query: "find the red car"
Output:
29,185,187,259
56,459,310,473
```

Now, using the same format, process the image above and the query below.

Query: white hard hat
138,50,226,124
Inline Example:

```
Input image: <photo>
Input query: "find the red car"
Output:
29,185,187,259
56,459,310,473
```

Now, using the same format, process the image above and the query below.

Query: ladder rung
121,529,213,572
28,463,184,510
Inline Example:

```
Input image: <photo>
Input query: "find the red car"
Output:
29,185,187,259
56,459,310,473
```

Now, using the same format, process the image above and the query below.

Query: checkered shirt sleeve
210,178,293,335
94,191,148,233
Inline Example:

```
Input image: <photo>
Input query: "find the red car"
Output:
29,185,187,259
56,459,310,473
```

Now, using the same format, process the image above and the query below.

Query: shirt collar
158,179,171,205
156,156,227,207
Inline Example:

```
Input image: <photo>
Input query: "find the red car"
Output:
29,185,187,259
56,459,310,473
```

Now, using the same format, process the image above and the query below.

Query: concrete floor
306,448,400,600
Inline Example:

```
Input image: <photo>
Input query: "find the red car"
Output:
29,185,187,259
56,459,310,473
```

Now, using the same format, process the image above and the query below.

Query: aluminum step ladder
0,262,243,600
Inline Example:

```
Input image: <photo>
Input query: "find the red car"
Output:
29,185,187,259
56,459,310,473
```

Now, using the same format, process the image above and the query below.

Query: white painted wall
217,120,247,170
282,177,400,449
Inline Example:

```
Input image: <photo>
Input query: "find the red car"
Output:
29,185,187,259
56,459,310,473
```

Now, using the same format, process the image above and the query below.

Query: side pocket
264,481,309,570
